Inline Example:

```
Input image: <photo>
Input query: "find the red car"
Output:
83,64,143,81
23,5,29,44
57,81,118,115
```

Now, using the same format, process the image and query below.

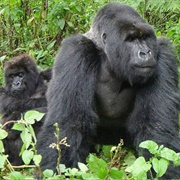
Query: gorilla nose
138,50,152,60
136,50,156,68
12,81,21,89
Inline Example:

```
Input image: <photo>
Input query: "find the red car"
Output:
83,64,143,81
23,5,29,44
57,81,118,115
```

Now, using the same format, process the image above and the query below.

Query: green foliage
0,110,44,178
0,0,179,86
138,140,180,179
165,18,180,60
129,157,151,179
0,0,179,73
9,171,26,180
0,127,8,170
38,140,180,180
43,169,55,178
0,128,8,140
1,112,180,179
88,154,108,179
0,0,109,73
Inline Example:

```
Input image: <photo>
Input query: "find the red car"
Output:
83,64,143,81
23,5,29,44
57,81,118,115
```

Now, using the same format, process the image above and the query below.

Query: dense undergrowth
0,111,180,179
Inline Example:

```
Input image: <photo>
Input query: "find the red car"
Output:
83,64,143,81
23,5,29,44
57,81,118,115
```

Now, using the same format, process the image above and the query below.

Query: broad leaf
0,129,8,139
22,150,34,165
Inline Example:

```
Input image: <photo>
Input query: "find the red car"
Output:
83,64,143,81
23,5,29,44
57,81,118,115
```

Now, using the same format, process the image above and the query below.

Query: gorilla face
94,3,158,84
4,55,39,98
6,70,27,96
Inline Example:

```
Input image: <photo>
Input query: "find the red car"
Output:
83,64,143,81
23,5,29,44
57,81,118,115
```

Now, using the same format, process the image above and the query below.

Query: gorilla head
4,54,40,98
88,3,158,84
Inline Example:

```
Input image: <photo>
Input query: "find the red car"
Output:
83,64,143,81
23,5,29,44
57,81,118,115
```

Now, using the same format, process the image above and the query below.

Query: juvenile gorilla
37,2,180,178
0,54,51,165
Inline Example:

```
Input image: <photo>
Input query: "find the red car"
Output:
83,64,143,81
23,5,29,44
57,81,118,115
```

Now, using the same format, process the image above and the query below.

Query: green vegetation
0,0,180,179
1,113,180,179
0,0,180,67
0,0,179,82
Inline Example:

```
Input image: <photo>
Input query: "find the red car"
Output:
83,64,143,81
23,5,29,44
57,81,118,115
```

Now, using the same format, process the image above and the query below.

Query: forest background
0,0,180,83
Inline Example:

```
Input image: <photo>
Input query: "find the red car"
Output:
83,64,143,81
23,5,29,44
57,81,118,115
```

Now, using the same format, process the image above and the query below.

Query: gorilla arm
37,34,101,170
39,68,52,82
0,89,47,115
126,38,180,177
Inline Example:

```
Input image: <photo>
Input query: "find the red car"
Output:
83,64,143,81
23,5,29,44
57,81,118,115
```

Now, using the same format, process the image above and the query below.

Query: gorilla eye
10,74,14,79
102,33,107,44
102,33,107,40
18,73,24,77
126,35,136,42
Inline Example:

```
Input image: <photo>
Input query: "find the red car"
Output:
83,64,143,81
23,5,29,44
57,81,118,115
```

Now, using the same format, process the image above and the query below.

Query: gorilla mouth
12,89,25,95
134,65,155,73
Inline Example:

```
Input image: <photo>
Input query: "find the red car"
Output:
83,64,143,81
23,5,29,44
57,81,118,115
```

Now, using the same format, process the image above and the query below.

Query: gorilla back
37,2,180,178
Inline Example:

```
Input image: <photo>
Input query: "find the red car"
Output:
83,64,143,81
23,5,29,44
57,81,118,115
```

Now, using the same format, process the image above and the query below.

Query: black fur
37,3,180,178
39,68,52,83
0,54,51,165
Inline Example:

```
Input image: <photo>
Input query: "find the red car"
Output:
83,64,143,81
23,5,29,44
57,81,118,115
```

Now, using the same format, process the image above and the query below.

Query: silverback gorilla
37,2,180,178
0,54,51,165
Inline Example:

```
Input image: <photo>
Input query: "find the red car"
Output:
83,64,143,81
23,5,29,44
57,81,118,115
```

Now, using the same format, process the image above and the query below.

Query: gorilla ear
102,33,107,44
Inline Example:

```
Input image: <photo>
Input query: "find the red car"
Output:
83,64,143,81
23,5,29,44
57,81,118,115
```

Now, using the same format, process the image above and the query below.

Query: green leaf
66,168,78,176
20,129,32,149
124,152,136,166
152,158,169,178
102,145,113,158
139,140,158,154
24,110,45,123
47,40,56,50
131,157,151,179
173,153,180,166
0,129,8,140
19,143,26,156
0,140,5,152
0,154,8,168
27,16,35,25
78,162,88,172
22,150,34,165
88,154,108,179
67,21,73,27
0,55,6,61
27,125,36,143
0,8,5,15
12,123,25,131
76,6,81,12
9,171,25,180
82,173,99,180
160,147,177,161
33,155,42,166
59,18,65,30
133,171,148,180
43,169,54,178
109,168,126,179
59,164,66,173
26,118,35,124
